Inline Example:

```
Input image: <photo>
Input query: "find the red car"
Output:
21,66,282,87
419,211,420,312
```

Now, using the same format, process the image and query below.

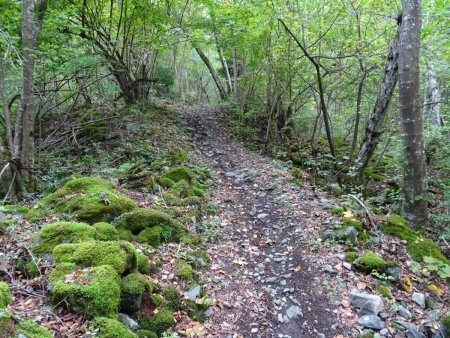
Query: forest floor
181,106,347,337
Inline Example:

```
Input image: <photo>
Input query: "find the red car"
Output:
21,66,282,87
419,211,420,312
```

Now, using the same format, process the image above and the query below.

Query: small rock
343,262,352,270
204,308,213,318
235,296,243,302
286,306,303,319
387,267,401,281
350,291,384,316
117,313,139,330
17,335,28,338
380,328,389,336
278,313,284,323
223,301,232,309
324,265,337,274
186,285,201,301
412,292,425,308
398,305,413,320
379,312,389,320
225,172,236,177
358,315,384,330
266,277,277,283
396,321,424,338
257,213,269,219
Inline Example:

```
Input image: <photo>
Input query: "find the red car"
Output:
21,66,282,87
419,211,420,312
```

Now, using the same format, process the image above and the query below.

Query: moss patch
15,320,52,338
136,227,162,247
94,222,119,241
345,251,358,263
121,273,153,295
163,286,181,310
382,215,449,264
53,241,137,274
136,330,158,338
354,252,396,274
162,166,193,183
0,282,12,309
33,221,95,255
50,264,120,318
90,317,137,338
28,177,136,223
377,285,392,299
0,311,15,337
174,259,194,280
26,260,40,278
140,307,174,334
159,177,175,188
137,254,150,274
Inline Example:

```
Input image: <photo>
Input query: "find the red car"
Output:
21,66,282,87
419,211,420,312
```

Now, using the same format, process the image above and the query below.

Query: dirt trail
182,107,341,338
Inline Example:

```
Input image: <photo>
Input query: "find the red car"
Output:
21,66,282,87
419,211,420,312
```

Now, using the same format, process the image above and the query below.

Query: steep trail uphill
182,107,341,338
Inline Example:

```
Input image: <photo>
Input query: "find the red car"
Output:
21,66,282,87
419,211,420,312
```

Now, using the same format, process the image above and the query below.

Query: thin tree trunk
349,72,367,161
398,0,428,228
194,47,226,100
218,47,232,94
0,59,13,152
232,48,238,97
424,64,442,126
353,26,400,180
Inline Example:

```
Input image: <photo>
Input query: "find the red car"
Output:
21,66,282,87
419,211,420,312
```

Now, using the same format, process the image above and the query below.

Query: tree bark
217,47,232,94
349,72,366,161
353,26,400,180
398,0,428,228
424,63,443,126
194,47,226,100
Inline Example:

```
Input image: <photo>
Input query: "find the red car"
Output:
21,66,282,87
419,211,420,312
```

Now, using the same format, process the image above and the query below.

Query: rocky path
182,107,341,338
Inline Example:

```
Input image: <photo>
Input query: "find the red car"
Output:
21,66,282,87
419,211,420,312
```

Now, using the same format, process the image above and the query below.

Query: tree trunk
218,47,232,94
232,48,238,97
353,26,400,180
349,73,366,161
424,63,443,126
398,0,428,228
194,47,226,100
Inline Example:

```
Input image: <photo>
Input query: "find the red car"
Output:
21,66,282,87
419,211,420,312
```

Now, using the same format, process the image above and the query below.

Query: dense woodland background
0,1,448,245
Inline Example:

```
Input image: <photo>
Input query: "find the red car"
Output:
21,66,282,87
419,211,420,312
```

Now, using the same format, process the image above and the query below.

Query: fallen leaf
343,211,353,218
402,276,413,293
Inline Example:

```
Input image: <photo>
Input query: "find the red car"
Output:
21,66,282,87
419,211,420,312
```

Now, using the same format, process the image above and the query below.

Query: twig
348,194,376,229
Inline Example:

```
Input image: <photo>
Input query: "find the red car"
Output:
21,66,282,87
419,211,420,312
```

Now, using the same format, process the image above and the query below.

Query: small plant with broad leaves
423,256,450,279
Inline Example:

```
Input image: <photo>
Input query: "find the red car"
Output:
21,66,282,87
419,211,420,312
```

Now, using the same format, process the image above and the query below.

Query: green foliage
163,286,181,311
345,251,357,262
377,285,392,299
26,260,40,278
89,317,137,338
162,167,193,183
423,256,450,279
197,216,221,243
15,320,52,338
0,282,12,309
137,254,151,274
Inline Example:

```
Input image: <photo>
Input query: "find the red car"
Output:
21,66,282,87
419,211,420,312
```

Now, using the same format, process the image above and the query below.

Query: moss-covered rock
137,254,150,274
0,205,30,215
121,273,153,295
136,227,162,247
161,193,182,206
89,317,137,338
159,177,175,188
331,207,345,215
0,311,15,337
15,320,52,338
94,222,119,241
33,221,95,255
117,227,134,241
381,215,417,242
0,282,12,309
136,330,158,338
140,307,174,334
345,251,358,263
28,177,136,223
53,241,137,274
49,264,120,318
174,259,194,280
377,285,392,299
354,252,396,274
170,179,194,198
116,209,188,241
162,166,193,183
187,250,210,268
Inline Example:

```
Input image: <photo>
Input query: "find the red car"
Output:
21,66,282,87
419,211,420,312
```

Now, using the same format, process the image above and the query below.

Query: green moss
382,215,449,264
33,221,95,255
354,252,396,274
28,177,136,223
182,196,202,206
0,205,30,214
50,264,120,318
0,282,12,309
169,148,188,165
117,227,134,241
377,285,392,299
187,250,210,268
151,294,164,307
162,166,193,183
136,227,162,247
345,251,358,263
171,179,194,198
163,286,181,310
15,320,52,338
159,177,175,188
381,215,417,242
407,239,449,264
161,193,182,206
331,207,344,215
140,307,174,334
53,241,137,274
136,330,158,338
358,333,374,338
116,209,188,240
94,222,119,241
90,317,137,338
0,220,17,234
342,218,364,231
174,259,194,280
179,235,201,246
442,313,450,334
26,260,40,278
121,273,153,295
137,254,150,274
0,311,15,337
